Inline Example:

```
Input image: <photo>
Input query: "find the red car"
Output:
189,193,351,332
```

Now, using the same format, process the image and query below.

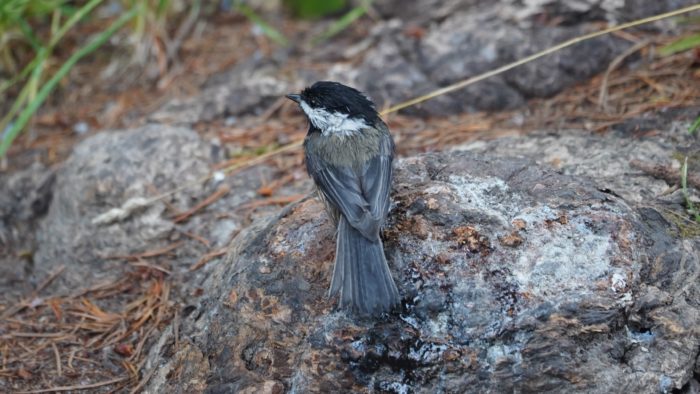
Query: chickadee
286,81,400,315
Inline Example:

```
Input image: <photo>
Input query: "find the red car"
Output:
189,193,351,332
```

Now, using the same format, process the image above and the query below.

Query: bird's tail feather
329,216,399,315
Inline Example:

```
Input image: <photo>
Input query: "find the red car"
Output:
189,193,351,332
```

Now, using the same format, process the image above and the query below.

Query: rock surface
0,163,55,296
32,126,212,287
142,151,700,393
19,124,311,295
458,114,700,204
150,58,293,125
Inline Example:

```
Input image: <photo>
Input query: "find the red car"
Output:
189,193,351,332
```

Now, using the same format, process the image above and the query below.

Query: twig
1,265,65,320
237,194,306,211
70,279,129,299
2,343,8,370
174,309,180,353
180,231,211,248
598,40,650,111
15,377,128,393
71,355,101,366
189,248,227,271
130,260,173,275
67,349,76,369
256,96,288,124
257,172,298,197
166,0,201,63
51,342,62,376
35,265,66,294
131,320,157,363
630,159,700,189
173,185,230,223
130,284,167,362
9,332,69,338
95,141,301,223
129,366,157,394
636,73,670,97
103,242,183,261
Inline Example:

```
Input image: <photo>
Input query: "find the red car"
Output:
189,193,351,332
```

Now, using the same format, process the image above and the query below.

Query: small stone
73,121,89,134
224,116,237,126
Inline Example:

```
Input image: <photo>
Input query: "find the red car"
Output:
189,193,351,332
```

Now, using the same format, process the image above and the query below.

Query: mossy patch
661,209,700,238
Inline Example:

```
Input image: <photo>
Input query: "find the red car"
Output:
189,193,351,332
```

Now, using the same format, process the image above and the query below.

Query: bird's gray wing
305,131,394,240
359,131,394,222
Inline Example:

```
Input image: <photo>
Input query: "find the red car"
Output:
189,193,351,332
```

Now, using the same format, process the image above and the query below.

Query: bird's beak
286,94,301,104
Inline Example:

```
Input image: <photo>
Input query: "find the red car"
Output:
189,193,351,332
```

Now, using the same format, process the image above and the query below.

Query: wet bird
286,81,400,316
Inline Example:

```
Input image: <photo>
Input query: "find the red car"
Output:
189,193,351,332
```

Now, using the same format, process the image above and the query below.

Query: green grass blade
659,33,700,56
0,49,47,134
284,0,346,19
236,4,288,46
157,0,171,18
58,4,80,17
17,17,42,50
312,5,366,44
0,8,138,158
0,0,104,94
680,156,700,222
49,0,104,48
689,116,700,134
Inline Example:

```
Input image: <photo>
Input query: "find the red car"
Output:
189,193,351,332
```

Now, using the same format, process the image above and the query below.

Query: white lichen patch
426,175,523,226
425,312,452,338
402,170,638,338
611,272,627,292
408,342,448,364
509,204,634,300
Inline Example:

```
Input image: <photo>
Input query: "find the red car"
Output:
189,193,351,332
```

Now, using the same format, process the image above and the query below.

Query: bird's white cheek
300,101,324,129
299,100,368,136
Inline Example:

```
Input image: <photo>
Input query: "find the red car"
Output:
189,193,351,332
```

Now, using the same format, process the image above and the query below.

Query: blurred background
1,0,698,169
1,1,700,392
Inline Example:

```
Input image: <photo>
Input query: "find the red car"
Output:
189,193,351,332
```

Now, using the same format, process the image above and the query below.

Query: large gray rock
142,151,699,393
0,163,55,296
343,0,697,115
357,8,628,114
34,125,212,287
29,123,312,295
0,123,314,392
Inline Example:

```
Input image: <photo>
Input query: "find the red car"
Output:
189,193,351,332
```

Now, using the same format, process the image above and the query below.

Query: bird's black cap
286,81,379,123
